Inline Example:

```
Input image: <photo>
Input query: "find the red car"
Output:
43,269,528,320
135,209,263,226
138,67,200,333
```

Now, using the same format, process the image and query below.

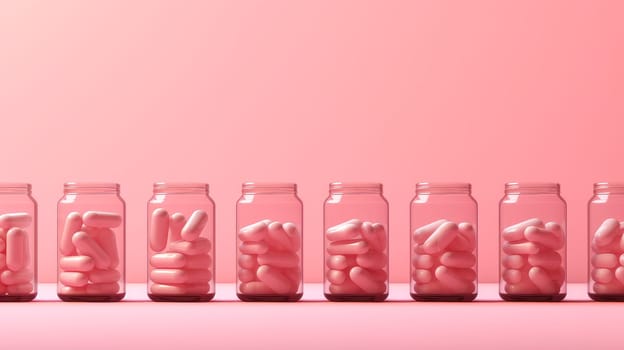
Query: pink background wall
0,1,622,283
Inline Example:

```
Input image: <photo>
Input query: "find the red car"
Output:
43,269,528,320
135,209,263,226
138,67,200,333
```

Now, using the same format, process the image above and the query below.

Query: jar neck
416,182,470,195
242,182,296,195
0,183,31,194
154,182,208,195
594,182,624,194
330,182,382,195
505,182,559,195
64,182,120,194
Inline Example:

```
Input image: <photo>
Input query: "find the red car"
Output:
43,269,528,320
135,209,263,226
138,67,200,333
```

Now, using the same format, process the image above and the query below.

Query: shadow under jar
147,182,215,302
410,182,478,302
588,182,624,301
57,182,125,302
324,182,389,302
236,182,303,302
0,183,37,302
499,182,566,302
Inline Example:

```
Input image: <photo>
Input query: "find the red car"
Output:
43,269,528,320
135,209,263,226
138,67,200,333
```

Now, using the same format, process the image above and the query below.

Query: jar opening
416,182,471,194
154,182,208,194
594,182,624,194
0,183,31,194
242,182,296,194
64,182,120,194
505,182,559,194
330,182,382,194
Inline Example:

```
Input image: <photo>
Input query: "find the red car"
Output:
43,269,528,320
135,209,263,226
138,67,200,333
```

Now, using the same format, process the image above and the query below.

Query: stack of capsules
0,213,34,296
590,218,624,294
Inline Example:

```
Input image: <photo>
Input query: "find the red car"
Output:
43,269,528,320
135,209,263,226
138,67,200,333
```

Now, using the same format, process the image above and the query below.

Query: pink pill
435,266,475,294
170,237,212,255
615,266,624,284
0,212,32,229
440,251,476,268
86,282,120,295
551,266,566,287
239,241,269,255
592,268,614,284
413,219,447,244
422,221,459,254
59,286,86,295
239,281,274,294
238,268,257,283
528,266,559,294
349,266,386,294
503,218,543,242
90,269,121,283
185,254,212,269
369,268,388,282
412,269,433,284
525,225,563,250
282,222,301,252
446,233,473,252
150,252,186,269
593,281,624,294
1,269,33,285
457,222,476,246
283,267,301,288
257,251,299,268
6,228,29,271
329,279,362,294
369,223,388,251
60,272,89,287
7,282,33,295
356,250,387,270
82,211,122,228
503,269,523,284
150,283,209,295
238,220,269,242
181,210,208,242
93,228,119,269
266,222,293,251
257,265,293,294
528,250,562,270
169,213,186,243
593,218,621,247
238,254,258,269
591,253,618,268
72,231,111,269
502,242,540,255
60,212,82,255
60,256,95,272
412,244,427,254
327,239,369,255
149,208,169,252
620,253,624,266
504,280,539,295
415,281,447,295
454,268,477,281
326,219,362,241
502,255,526,269
412,254,436,269
326,255,356,270
327,269,347,284
151,269,211,284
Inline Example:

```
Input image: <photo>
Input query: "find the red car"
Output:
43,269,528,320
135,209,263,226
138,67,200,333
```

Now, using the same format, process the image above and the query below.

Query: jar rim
416,182,471,194
505,182,559,194
594,182,624,194
64,182,120,194
154,182,209,193
330,182,382,194
0,183,31,194
242,182,297,194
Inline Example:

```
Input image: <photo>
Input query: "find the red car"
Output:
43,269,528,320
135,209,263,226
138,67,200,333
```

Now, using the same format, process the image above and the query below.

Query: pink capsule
502,255,526,269
327,239,369,255
326,255,356,270
240,281,274,294
238,220,269,242
503,218,543,242
82,211,122,228
257,251,299,268
415,281,447,294
169,213,186,243
435,266,475,294
149,208,169,252
86,282,120,295
1,269,32,285
446,233,473,252
93,228,119,269
503,269,523,284
89,269,121,284
591,253,618,268
592,268,614,284
593,218,621,247
615,266,624,284
455,268,477,281
282,222,301,252
238,268,257,283
326,269,347,284
59,286,86,295
257,265,293,294
329,279,362,294
239,241,269,255
7,282,33,295
370,223,388,251
528,267,559,294
170,237,212,255
369,268,388,282
0,212,32,229
150,283,209,295
151,269,211,284
527,250,562,270
150,252,186,269
356,250,387,270
181,210,208,242
6,228,29,271
413,219,447,244
349,266,386,294
60,272,89,287
504,279,539,295
266,222,293,251
457,222,477,246
60,256,95,272
593,281,624,294
422,221,459,254
72,231,111,270
524,224,563,250
440,251,476,268
412,254,436,269
185,254,212,269
412,269,433,283
238,254,258,269
502,242,540,255
283,267,301,288
60,212,82,256
326,219,362,241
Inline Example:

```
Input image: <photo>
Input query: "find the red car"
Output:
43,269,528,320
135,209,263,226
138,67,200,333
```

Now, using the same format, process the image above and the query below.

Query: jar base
410,293,476,302
58,293,125,302
588,293,624,301
324,293,388,302
499,293,566,301
0,294,37,302
237,293,303,302
148,293,215,302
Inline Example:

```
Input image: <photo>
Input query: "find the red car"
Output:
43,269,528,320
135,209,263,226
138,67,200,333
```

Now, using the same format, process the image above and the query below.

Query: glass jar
236,182,303,301
147,183,215,302
57,182,125,301
0,183,37,302
323,182,389,302
588,182,624,301
410,182,477,301
499,182,566,301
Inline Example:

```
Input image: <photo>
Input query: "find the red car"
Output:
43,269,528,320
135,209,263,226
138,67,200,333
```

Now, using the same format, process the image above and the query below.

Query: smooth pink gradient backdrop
1,1,622,283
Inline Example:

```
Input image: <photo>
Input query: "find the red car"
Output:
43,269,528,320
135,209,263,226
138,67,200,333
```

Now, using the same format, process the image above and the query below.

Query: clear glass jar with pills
324,182,389,302
588,182,624,301
0,183,37,302
410,182,477,301
236,182,303,302
57,182,125,302
499,182,566,301
147,183,215,302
